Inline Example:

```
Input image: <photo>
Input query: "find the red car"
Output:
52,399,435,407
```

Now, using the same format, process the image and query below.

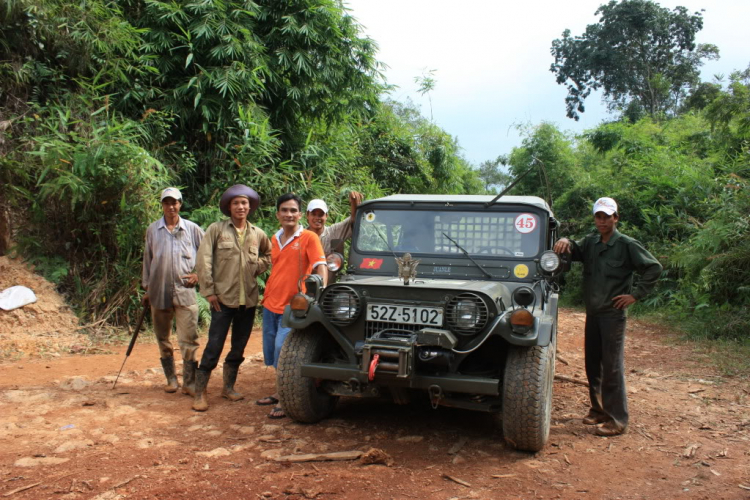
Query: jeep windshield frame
354,206,546,259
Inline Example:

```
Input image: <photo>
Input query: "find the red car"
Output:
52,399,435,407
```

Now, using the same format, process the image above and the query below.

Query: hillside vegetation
1,0,748,346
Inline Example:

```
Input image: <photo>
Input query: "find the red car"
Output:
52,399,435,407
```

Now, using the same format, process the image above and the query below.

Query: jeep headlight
455,300,479,329
447,293,488,335
539,251,561,274
320,286,360,325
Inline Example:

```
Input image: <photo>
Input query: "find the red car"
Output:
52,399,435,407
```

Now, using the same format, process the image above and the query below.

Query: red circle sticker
515,213,537,234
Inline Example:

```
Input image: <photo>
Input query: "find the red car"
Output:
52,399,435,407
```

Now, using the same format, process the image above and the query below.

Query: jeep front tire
277,329,339,423
501,338,556,452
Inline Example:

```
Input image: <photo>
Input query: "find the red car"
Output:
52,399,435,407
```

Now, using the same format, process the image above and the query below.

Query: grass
633,309,750,378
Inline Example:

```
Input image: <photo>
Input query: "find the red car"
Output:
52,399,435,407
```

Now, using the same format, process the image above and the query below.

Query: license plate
366,304,444,326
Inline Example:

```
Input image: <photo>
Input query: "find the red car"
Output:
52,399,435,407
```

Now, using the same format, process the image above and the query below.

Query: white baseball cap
307,199,328,214
593,197,617,215
160,187,182,201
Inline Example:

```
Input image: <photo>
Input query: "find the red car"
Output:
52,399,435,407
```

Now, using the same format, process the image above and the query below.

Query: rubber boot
181,360,197,397
192,369,210,412
160,356,179,393
221,363,244,401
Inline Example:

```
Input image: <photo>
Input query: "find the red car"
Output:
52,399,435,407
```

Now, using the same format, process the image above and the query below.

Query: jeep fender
282,305,358,364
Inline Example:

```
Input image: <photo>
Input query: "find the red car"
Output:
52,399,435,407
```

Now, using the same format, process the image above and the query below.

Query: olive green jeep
278,194,565,452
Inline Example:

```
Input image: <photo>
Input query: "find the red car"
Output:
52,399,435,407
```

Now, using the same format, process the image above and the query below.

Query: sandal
268,407,286,419
256,396,279,406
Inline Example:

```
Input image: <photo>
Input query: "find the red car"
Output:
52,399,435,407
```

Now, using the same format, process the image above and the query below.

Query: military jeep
278,195,564,452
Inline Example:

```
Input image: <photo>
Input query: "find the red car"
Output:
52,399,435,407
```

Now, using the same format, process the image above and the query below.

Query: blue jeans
198,304,255,372
262,307,291,369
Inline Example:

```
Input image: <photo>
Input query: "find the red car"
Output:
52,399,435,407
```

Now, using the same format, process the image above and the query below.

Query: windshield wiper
442,232,494,279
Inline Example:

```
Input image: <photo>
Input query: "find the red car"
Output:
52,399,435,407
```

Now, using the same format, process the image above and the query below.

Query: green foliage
0,0,479,330
12,94,171,322
505,122,576,204
477,156,511,193
550,0,719,120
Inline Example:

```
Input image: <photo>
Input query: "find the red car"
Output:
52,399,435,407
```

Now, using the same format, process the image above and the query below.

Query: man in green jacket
193,185,272,412
554,197,662,436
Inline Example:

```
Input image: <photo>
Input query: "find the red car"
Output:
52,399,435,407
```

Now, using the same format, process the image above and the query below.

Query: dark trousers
584,315,628,430
198,304,256,372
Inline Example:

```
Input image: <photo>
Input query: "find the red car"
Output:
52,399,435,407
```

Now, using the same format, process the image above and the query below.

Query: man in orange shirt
257,193,327,419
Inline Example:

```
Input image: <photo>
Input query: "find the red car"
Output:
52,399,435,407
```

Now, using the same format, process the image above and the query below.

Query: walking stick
112,303,149,390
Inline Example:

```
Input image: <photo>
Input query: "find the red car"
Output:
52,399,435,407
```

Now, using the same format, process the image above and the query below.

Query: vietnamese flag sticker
360,258,384,269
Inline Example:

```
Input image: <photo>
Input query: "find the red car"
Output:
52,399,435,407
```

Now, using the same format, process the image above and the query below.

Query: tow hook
368,354,380,381
428,384,443,409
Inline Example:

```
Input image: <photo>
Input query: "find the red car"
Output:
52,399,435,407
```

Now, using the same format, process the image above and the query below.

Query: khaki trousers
151,303,199,362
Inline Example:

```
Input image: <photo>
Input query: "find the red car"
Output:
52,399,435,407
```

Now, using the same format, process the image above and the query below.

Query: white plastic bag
0,286,38,311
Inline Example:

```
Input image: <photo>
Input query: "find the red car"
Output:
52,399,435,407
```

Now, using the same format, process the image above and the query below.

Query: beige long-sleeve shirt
196,219,272,308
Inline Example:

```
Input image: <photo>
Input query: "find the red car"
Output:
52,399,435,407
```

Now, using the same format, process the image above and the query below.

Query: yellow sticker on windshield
514,264,529,278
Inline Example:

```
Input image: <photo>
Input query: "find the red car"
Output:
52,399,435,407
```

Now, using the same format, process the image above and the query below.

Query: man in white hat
306,191,364,256
553,197,662,437
142,187,205,397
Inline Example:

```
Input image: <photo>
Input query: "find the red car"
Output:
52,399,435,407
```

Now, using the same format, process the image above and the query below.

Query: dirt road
1,309,749,499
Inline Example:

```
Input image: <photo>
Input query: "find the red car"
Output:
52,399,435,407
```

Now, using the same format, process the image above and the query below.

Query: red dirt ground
1,256,749,499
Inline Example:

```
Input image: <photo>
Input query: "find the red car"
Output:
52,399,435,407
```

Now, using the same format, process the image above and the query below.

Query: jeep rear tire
277,329,339,423
501,337,556,452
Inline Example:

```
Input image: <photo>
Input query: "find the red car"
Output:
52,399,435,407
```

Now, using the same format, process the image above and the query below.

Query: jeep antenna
485,156,551,208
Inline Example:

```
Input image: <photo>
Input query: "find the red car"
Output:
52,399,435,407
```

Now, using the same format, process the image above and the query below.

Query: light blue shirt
142,216,204,309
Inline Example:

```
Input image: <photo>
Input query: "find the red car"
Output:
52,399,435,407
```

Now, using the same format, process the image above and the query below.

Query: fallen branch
556,353,570,366
442,474,471,487
555,374,589,387
275,451,363,463
112,475,141,489
3,482,41,497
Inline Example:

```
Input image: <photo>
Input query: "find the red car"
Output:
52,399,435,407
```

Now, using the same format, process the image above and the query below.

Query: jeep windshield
355,208,542,258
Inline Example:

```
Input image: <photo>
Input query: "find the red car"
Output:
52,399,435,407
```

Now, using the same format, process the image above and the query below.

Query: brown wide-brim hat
220,184,260,217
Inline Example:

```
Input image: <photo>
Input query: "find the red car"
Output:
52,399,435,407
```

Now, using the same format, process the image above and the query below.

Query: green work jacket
570,230,662,317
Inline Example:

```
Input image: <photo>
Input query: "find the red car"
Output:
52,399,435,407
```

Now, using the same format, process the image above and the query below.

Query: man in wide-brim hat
193,184,272,412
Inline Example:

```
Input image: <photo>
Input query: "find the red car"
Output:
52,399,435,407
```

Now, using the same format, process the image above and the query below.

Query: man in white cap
553,197,662,437
142,187,205,397
306,191,364,256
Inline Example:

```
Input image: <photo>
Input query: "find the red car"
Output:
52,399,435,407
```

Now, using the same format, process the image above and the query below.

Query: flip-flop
256,396,279,406
268,407,286,419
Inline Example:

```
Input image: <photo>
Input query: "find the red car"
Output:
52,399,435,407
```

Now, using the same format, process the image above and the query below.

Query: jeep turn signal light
509,309,534,335
290,293,312,318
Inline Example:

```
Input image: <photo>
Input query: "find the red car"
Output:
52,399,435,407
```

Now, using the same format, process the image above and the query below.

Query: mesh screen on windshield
356,210,541,257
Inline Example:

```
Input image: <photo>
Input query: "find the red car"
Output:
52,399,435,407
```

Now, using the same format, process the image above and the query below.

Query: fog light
327,252,344,272
539,251,561,274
